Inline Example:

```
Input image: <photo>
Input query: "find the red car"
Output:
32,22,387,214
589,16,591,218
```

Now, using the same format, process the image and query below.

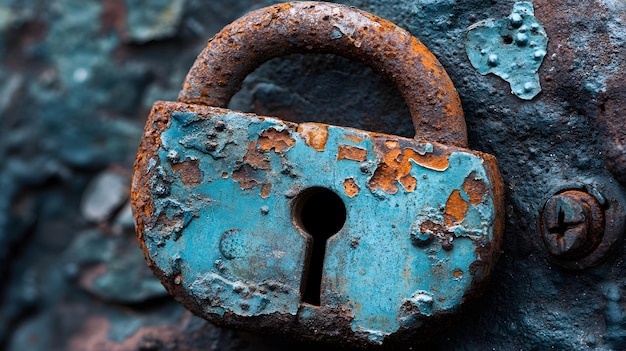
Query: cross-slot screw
541,190,604,260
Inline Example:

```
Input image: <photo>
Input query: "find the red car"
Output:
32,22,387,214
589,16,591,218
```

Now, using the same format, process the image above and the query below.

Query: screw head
541,190,605,260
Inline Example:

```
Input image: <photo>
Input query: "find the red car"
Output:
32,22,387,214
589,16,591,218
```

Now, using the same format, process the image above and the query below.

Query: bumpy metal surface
2,0,626,350
132,2,503,346
465,2,547,100
178,1,467,147
132,102,503,346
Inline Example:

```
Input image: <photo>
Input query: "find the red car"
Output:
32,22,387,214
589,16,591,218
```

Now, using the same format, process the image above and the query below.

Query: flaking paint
135,101,502,342
465,2,548,100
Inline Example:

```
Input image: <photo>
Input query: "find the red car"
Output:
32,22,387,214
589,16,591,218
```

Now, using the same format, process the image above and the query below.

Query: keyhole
292,187,346,306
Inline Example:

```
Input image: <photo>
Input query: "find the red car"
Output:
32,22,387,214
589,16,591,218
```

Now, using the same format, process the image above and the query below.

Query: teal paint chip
465,2,548,100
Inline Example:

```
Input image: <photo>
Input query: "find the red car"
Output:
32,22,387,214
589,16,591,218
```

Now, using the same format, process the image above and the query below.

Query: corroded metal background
1,0,625,350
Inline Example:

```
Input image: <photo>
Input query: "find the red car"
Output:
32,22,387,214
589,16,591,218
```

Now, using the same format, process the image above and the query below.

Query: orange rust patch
444,189,469,226
399,174,417,192
406,149,450,171
369,163,402,194
258,128,295,152
344,134,364,143
343,178,359,197
297,124,328,151
171,159,202,186
221,172,229,179
453,269,463,278
261,184,272,198
462,172,488,205
368,137,452,194
243,141,270,170
337,145,367,162
385,140,400,149
232,164,260,189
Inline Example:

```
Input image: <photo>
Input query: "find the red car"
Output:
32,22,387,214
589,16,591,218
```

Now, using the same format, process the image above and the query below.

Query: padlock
131,1,504,347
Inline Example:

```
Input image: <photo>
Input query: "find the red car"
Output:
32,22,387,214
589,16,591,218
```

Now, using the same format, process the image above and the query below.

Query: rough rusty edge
131,100,505,348
177,1,467,147
466,153,504,295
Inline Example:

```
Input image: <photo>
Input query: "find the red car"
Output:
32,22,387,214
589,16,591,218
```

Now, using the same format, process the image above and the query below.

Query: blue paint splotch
465,2,548,100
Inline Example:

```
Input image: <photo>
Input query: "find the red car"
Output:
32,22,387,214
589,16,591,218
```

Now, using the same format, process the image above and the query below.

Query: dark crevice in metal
293,187,346,306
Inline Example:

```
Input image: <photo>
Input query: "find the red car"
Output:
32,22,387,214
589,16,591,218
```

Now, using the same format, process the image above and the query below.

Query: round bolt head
541,190,604,260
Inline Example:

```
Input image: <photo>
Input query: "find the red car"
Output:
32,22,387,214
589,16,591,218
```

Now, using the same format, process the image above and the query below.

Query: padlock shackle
178,1,467,147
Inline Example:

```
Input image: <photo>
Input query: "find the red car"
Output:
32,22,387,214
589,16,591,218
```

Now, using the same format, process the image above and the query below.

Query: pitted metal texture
178,1,467,147
132,2,504,347
131,102,503,346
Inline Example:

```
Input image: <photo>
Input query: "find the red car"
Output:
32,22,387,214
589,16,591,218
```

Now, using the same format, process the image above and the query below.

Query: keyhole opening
292,187,346,306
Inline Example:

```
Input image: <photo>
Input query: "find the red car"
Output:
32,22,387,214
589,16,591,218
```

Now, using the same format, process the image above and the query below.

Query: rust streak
444,189,469,226
171,159,202,186
343,178,359,197
337,145,367,162
258,128,296,152
297,124,328,151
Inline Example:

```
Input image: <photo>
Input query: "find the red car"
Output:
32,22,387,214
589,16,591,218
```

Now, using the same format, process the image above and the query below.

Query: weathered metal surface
541,190,604,260
131,2,504,346
465,2,547,100
178,1,467,148
132,101,503,346
3,0,626,349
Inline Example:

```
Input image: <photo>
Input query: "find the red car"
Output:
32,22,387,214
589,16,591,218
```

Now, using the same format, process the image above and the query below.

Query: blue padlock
132,1,504,346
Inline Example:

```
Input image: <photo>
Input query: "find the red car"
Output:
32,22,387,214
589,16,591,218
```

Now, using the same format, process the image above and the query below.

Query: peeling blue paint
141,103,501,341
465,2,547,100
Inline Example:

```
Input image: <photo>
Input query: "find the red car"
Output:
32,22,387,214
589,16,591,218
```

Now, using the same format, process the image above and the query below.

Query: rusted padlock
131,1,504,347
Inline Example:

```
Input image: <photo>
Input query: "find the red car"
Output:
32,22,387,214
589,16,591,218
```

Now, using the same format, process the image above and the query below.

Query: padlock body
132,101,503,345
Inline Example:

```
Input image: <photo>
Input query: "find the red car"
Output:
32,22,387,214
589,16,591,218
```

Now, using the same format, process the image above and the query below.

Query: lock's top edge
146,101,483,159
